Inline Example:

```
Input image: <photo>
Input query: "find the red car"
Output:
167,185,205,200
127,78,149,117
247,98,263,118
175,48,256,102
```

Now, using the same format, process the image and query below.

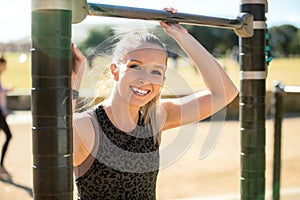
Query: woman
72,8,238,200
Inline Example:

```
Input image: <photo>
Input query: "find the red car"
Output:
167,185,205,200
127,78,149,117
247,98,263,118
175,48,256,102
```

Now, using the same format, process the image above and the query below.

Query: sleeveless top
75,105,160,200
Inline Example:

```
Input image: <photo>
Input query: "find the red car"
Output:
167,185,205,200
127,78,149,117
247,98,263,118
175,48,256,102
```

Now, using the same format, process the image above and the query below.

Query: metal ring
240,71,267,80
253,21,266,29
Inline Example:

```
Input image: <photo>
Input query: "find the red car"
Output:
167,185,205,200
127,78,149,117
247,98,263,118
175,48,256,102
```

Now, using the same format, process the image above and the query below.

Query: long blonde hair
78,30,167,133
113,31,167,127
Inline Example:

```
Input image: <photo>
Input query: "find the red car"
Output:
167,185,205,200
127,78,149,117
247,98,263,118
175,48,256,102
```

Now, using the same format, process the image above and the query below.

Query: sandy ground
0,111,299,200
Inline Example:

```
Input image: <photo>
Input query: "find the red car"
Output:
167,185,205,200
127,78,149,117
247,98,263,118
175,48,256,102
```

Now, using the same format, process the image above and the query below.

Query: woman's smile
130,86,151,96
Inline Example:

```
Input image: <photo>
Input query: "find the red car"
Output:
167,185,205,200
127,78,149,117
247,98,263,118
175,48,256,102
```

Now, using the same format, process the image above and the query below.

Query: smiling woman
71,7,238,199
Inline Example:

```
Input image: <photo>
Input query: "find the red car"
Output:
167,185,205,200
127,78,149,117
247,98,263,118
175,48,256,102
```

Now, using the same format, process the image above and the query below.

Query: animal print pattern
76,105,160,200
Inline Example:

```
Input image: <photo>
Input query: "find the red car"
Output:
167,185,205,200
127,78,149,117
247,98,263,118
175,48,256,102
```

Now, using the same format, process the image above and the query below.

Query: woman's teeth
131,86,149,95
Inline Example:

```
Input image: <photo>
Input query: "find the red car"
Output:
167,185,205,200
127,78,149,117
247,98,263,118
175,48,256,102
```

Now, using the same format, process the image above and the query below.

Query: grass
266,58,300,90
2,52,300,94
1,52,31,93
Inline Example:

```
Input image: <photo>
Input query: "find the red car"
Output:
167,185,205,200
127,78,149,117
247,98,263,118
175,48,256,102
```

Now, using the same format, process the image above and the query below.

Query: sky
0,0,300,42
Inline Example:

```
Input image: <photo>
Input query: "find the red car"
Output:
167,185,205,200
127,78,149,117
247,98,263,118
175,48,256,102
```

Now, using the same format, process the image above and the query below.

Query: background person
0,56,13,179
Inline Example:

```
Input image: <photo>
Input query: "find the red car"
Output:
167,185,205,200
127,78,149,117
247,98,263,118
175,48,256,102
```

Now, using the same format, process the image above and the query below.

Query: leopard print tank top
75,105,160,200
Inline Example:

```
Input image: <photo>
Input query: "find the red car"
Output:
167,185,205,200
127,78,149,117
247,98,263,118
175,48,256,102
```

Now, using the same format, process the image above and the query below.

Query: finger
72,43,86,67
160,20,178,28
163,7,177,14
159,21,168,28
72,43,83,60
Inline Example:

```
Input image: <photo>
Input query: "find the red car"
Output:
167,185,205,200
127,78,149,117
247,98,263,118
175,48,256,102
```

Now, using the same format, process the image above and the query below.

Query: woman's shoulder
74,109,99,134
75,109,95,120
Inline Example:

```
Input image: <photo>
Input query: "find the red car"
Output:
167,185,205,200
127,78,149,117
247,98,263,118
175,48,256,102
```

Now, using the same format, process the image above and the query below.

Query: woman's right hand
72,43,85,90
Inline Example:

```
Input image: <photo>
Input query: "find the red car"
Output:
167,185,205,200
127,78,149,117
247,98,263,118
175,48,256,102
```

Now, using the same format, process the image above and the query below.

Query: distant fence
7,89,31,111
7,87,300,119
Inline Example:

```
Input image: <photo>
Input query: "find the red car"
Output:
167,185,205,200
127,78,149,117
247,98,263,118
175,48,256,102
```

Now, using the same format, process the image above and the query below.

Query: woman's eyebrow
153,65,165,70
128,59,143,64
128,59,165,70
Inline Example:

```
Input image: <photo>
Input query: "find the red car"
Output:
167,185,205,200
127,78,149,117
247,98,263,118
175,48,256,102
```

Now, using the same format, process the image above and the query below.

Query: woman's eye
151,70,162,75
129,64,141,70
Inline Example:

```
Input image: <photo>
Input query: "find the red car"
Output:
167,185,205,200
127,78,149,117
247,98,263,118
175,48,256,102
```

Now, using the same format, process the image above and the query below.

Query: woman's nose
138,71,150,83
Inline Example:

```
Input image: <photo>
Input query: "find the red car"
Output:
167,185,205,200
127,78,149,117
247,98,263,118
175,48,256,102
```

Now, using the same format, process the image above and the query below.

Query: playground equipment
271,82,300,200
31,0,268,199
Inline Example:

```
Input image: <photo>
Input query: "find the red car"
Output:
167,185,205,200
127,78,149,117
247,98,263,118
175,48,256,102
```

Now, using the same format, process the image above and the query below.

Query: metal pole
271,81,284,200
240,0,268,199
87,3,253,37
31,0,73,199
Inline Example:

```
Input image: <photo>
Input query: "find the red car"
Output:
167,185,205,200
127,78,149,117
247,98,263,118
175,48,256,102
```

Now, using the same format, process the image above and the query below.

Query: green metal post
31,0,73,199
272,81,284,200
240,0,268,199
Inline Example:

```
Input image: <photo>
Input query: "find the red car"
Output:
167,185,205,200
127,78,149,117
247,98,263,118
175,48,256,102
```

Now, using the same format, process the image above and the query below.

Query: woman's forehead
127,42,166,52
124,44,167,57
126,46,166,55
122,48,167,65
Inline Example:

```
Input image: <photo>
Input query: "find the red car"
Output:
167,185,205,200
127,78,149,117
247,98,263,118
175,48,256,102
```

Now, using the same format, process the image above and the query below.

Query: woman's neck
103,96,140,132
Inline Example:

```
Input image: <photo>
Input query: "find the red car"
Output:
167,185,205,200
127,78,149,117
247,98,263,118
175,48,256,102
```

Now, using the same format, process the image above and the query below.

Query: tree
290,29,300,56
269,25,298,57
78,25,115,56
77,25,115,67
185,26,238,57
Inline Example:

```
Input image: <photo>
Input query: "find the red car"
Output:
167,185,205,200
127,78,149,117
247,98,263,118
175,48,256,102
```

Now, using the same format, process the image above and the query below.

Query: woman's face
114,47,167,107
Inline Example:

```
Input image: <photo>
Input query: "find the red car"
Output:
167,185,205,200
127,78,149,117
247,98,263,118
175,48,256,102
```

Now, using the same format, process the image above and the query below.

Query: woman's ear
110,64,119,81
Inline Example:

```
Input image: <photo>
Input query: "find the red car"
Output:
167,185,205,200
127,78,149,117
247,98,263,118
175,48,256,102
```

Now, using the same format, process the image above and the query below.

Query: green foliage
290,29,300,55
77,25,115,56
184,25,238,57
151,26,186,58
77,23,300,60
269,25,299,57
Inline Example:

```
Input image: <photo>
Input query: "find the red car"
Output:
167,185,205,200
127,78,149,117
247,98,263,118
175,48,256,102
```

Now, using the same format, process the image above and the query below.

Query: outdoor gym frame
31,0,268,199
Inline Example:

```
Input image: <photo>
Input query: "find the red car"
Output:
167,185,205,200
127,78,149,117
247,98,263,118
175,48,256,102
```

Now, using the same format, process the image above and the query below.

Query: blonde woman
72,8,238,200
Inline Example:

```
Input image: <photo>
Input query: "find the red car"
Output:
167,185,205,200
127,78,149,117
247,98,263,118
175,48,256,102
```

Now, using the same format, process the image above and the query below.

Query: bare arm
159,20,238,131
71,44,95,166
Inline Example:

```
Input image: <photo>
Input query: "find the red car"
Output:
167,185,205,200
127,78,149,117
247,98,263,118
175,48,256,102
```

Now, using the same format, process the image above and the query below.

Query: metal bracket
72,0,88,24
234,13,253,38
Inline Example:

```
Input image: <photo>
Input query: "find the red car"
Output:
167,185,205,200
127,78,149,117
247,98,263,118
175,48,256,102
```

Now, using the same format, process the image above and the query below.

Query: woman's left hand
160,8,188,36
